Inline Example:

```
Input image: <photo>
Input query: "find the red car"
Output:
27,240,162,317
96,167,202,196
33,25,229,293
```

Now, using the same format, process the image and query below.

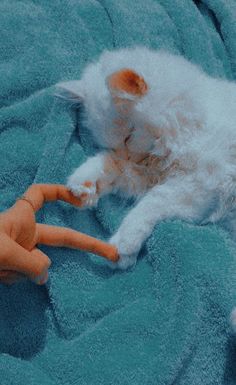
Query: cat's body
58,47,236,260
57,47,236,325
59,48,236,328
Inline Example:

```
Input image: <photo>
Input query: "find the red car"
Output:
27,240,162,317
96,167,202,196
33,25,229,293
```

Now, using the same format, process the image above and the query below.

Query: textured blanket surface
1,1,236,384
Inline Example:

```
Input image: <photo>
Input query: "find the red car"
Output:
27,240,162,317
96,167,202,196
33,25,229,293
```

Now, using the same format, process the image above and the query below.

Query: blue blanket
1,1,236,384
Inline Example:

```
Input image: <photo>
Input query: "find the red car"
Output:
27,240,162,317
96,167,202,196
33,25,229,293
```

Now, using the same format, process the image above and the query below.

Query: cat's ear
107,69,148,100
54,81,84,103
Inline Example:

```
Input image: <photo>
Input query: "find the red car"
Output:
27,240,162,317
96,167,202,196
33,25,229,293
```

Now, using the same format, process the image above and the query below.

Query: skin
0,184,118,285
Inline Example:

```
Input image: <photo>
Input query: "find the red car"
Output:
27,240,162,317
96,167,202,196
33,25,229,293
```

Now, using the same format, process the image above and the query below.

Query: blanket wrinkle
96,0,116,48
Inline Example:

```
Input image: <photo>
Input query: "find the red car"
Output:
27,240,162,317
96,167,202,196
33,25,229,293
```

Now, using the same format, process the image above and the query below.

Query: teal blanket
1,1,236,384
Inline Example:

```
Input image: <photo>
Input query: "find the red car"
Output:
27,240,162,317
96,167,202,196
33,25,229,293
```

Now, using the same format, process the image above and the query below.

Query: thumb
0,234,51,283
30,248,51,285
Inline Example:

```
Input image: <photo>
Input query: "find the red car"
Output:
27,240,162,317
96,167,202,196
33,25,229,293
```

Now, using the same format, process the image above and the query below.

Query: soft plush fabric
0,1,236,384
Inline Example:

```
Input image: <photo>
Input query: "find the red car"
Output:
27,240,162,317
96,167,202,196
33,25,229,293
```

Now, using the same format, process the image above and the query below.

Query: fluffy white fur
57,47,236,328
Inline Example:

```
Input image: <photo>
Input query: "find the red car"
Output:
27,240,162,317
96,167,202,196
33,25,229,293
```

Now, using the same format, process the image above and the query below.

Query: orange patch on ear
108,69,148,97
84,181,93,188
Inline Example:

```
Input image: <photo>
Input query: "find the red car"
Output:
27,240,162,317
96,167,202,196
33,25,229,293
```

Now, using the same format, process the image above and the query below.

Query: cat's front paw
67,179,98,208
109,232,138,270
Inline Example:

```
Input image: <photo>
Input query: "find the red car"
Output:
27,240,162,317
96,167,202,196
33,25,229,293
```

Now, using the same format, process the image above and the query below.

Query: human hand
0,184,118,285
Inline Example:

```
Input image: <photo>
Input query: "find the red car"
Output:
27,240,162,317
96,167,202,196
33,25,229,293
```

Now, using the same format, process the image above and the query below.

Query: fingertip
33,270,49,285
39,271,49,285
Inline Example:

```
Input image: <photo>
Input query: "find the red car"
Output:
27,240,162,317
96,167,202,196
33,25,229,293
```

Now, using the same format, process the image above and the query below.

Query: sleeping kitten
57,47,236,266
57,46,236,325
58,48,236,269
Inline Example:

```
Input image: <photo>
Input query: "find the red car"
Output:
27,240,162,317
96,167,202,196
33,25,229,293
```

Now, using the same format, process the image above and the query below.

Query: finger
37,270,48,285
23,184,83,212
0,276,18,285
0,270,20,278
30,248,50,285
0,234,51,280
0,270,24,285
36,223,119,262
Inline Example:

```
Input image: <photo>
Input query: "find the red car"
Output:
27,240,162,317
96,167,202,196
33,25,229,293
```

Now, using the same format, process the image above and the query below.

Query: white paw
230,307,236,333
108,232,139,270
67,178,98,208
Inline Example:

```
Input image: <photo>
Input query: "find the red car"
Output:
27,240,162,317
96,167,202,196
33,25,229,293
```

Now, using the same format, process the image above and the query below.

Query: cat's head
55,57,162,154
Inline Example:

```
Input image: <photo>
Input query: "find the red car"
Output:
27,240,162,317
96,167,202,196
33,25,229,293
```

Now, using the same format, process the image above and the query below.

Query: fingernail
39,271,48,285
33,271,48,285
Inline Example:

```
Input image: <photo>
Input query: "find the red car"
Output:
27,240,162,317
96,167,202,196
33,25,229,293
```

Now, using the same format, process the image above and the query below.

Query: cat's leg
109,177,204,269
67,153,108,207
67,152,117,208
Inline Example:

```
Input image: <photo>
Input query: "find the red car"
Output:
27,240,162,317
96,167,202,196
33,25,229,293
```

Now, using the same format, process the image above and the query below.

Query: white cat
57,46,236,325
